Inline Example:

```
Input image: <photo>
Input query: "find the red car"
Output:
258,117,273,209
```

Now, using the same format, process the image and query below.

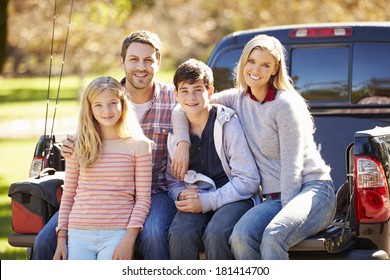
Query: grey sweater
167,105,261,213
173,89,331,207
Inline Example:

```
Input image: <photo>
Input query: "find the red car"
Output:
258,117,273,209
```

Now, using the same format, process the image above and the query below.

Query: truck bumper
290,249,389,260
8,233,36,248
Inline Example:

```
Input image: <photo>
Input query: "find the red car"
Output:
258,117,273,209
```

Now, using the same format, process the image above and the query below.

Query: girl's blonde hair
235,34,295,92
75,76,148,168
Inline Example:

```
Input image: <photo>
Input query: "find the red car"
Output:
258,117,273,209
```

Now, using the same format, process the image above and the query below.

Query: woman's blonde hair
235,34,295,92
75,76,147,168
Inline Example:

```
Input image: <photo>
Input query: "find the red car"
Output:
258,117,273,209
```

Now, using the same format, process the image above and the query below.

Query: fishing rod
42,0,74,164
43,0,57,143
49,0,74,138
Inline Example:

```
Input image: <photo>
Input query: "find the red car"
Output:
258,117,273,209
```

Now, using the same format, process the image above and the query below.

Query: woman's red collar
246,87,277,104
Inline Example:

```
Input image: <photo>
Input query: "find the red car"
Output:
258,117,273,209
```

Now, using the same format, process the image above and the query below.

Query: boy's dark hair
121,30,162,61
173,58,214,90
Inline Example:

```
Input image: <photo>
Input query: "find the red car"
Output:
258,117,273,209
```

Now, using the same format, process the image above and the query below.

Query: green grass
0,100,80,121
0,70,174,104
0,75,82,122
0,74,91,259
0,76,81,102
0,138,38,260
0,70,174,122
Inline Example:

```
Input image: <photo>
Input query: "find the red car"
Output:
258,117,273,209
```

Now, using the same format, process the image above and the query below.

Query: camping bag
8,168,65,234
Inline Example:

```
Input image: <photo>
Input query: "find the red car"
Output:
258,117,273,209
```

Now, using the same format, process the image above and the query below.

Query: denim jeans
32,210,59,260
32,191,176,260
168,199,253,260
230,180,335,260
68,229,126,260
136,191,177,259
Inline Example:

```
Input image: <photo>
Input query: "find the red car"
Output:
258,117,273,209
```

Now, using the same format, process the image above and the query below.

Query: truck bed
9,215,388,260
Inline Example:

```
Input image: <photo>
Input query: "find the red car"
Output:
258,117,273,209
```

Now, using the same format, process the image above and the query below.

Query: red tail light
29,135,52,177
354,156,390,223
29,156,46,177
289,27,353,38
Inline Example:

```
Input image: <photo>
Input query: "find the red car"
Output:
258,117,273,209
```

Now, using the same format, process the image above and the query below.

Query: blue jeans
68,229,126,260
168,199,253,260
32,191,177,260
230,180,336,260
137,191,177,259
32,210,58,260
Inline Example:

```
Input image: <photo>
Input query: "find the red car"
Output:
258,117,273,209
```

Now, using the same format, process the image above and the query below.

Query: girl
172,34,336,259
53,76,153,260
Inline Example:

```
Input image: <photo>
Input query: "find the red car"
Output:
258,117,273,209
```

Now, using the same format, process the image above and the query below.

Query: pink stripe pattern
56,138,153,232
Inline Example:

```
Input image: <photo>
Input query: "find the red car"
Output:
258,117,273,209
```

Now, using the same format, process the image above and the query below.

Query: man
166,58,260,259
33,30,189,260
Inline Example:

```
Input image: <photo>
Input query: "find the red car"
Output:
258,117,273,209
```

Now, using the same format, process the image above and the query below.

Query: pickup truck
8,22,390,259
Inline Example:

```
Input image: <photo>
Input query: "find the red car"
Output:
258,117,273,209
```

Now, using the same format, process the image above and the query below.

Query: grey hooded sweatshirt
166,104,261,213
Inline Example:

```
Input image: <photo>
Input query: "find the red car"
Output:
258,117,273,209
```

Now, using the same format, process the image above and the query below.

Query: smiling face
175,79,213,116
91,89,122,131
120,42,160,91
243,48,279,94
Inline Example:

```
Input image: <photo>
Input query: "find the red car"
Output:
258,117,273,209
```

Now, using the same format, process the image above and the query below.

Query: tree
0,0,9,74
3,0,390,77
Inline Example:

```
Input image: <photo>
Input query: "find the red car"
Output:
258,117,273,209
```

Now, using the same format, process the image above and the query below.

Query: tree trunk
0,0,9,74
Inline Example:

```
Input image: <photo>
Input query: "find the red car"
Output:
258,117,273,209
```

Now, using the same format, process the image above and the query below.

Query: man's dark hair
121,30,162,61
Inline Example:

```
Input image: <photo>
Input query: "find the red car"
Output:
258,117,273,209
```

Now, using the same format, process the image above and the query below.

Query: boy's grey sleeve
171,104,191,146
199,117,261,213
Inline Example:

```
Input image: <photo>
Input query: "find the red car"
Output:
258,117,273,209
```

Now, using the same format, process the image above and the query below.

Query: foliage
2,0,390,77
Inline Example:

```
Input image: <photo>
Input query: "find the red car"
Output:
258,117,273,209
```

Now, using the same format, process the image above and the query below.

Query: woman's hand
171,141,190,181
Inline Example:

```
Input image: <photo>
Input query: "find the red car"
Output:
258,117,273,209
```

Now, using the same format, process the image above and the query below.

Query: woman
172,34,336,259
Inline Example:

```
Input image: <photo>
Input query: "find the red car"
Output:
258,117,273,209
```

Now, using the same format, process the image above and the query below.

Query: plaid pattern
122,78,176,193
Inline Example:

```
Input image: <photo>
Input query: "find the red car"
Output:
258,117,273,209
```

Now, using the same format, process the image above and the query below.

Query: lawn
0,69,174,121
0,70,174,260
0,138,38,260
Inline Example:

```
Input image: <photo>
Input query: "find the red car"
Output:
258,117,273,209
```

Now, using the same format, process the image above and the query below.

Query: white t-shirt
133,100,152,122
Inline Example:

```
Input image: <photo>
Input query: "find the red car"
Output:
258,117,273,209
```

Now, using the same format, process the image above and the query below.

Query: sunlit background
0,0,389,259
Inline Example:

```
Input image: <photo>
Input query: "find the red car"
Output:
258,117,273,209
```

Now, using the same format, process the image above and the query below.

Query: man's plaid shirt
122,79,177,193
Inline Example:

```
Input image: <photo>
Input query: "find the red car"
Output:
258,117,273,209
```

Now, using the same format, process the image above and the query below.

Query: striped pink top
56,137,153,232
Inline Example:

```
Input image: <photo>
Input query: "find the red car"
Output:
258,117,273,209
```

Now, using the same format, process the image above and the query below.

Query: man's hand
171,141,190,181
61,134,76,158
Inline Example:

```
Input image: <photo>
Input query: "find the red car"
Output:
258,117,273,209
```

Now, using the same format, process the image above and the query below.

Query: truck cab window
290,47,349,102
211,48,242,92
352,42,390,104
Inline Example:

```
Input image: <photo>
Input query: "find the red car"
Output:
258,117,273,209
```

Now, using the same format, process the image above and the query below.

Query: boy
166,58,261,259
